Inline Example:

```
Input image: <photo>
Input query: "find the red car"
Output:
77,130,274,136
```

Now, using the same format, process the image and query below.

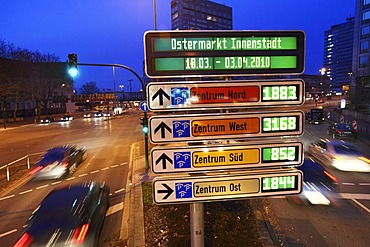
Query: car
290,158,338,205
84,112,92,118
307,139,370,172
327,123,357,139
13,181,110,247
40,116,54,124
30,145,87,180
61,115,73,121
93,112,103,118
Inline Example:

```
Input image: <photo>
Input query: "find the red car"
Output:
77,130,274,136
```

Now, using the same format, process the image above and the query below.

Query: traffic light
68,53,78,77
140,117,149,134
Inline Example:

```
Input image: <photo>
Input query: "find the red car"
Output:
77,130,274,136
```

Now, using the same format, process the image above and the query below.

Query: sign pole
190,202,204,247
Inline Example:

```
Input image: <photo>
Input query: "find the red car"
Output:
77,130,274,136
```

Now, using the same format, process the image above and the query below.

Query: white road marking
114,188,125,194
342,182,356,186
79,173,88,177
51,181,62,185
66,177,75,181
106,202,124,216
352,199,370,214
339,193,370,200
19,189,32,195
101,167,109,171
0,228,17,238
111,165,118,168
359,183,370,186
120,162,128,166
0,195,15,201
36,184,49,190
90,170,99,174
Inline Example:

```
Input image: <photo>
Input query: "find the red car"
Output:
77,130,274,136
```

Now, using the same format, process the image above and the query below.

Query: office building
171,0,232,30
324,19,354,89
351,0,370,108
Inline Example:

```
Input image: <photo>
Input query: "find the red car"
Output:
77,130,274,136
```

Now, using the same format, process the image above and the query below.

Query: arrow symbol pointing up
156,153,173,170
152,88,170,106
154,121,172,138
158,183,174,200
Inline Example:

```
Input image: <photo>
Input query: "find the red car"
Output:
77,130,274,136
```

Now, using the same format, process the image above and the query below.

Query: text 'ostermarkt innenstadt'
171,37,285,50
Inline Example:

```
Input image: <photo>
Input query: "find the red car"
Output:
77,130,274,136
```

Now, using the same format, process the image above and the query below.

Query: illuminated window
361,41,369,52
363,11,370,20
364,0,370,5
362,26,370,35
359,56,369,67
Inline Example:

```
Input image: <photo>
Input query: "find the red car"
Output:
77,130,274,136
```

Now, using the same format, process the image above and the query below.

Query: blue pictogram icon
175,182,192,198
171,87,189,106
173,120,191,138
174,152,191,169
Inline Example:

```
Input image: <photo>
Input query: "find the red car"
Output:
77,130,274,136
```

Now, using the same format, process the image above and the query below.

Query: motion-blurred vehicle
31,145,87,180
327,123,357,139
40,116,54,124
308,139,370,172
307,106,324,124
290,158,338,205
13,181,110,247
61,115,73,121
93,112,103,118
83,112,92,118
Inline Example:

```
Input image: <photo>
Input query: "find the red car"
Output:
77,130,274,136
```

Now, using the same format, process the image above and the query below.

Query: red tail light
61,162,69,168
324,170,338,183
71,224,89,245
29,166,43,175
13,233,32,247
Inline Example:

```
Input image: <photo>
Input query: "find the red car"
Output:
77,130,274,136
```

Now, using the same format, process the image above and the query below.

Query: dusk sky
1,0,354,92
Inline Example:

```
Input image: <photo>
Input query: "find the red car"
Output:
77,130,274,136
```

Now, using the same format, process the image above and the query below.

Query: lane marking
352,199,370,214
0,195,15,201
19,189,32,195
51,181,62,185
342,182,355,186
101,167,109,171
66,177,75,181
111,165,119,168
339,193,370,200
114,188,125,194
79,173,88,177
90,170,99,174
106,202,124,216
36,184,49,190
359,183,370,186
0,228,17,238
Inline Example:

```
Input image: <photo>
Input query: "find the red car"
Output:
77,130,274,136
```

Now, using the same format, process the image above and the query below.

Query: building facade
171,0,232,30
351,0,370,109
323,19,354,89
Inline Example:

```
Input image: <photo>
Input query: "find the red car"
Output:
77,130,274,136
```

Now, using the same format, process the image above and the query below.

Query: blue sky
1,0,354,92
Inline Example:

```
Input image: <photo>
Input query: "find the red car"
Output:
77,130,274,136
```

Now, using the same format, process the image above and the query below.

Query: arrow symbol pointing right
158,183,174,200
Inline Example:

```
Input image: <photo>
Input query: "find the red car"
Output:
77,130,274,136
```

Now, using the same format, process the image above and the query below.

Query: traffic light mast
68,53,78,77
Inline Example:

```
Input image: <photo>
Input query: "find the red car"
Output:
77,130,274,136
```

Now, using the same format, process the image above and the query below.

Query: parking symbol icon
171,87,189,106
173,120,191,138
174,152,191,169
175,182,192,198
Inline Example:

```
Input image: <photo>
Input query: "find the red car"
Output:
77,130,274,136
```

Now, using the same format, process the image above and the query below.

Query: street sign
151,141,303,173
153,169,302,204
147,79,304,111
149,111,304,143
140,101,149,112
144,30,305,78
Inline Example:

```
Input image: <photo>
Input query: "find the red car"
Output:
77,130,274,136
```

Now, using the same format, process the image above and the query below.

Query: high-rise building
324,19,354,89
171,0,232,30
351,0,370,108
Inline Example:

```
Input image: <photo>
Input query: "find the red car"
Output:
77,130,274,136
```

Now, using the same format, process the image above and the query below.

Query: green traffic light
142,126,149,133
68,67,78,77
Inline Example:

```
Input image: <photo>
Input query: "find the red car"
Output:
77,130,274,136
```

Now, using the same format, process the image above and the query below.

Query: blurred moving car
31,145,87,180
94,112,103,118
83,112,92,118
61,115,73,121
291,158,338,205
308,139,370,172
40,116,54,124
327,123,357,139
13,181,110,247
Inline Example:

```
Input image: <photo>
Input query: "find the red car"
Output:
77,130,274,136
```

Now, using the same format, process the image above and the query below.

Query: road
265,110,370,247
0,110,143,246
